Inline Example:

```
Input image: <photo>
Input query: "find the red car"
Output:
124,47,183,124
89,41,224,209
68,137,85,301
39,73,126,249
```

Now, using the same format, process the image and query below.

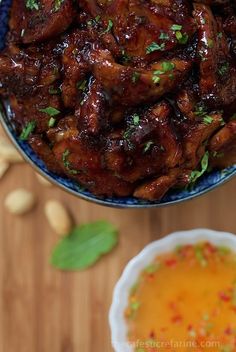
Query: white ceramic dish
109,228,236,352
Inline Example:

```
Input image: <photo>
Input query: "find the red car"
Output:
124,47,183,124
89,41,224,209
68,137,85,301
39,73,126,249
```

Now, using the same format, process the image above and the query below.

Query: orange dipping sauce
125,243,236,351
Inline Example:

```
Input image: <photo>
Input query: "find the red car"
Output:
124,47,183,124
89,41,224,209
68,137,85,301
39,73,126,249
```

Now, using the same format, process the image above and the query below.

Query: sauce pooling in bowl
125,243,236,351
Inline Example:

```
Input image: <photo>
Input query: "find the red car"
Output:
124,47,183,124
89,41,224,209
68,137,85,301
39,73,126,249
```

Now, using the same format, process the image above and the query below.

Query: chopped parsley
48,117,56,128
189,151,209,184
25,0,39,10
143,141,154,153
101,19,113,34
39,106,60,116
54,0,64,12
132,113,140,126
171,24,182,31
87,15,101,27
20,121,36,141
217,32,223,39
146,42,165,54
218,62,229,76
62,149,79,175
152,61,175,84
49,87,61,95
203,116,213,125
175,31,189,44
159,32,169,40
77,80,87,91
132,72,141,83
207,38,214,48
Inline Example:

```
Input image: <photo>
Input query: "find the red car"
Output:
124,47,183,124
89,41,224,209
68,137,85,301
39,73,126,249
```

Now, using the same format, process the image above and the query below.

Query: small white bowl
109,228,236,352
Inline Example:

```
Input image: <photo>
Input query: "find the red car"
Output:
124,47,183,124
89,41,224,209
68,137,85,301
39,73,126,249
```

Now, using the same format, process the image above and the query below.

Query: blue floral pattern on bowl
0,0,235,208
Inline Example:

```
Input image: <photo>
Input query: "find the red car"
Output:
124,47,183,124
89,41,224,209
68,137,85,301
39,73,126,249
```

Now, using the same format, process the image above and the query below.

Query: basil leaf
51,221,118,270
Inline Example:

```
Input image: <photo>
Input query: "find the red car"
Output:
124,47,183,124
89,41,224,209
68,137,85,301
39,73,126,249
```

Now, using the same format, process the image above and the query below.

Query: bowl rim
109,228,236,352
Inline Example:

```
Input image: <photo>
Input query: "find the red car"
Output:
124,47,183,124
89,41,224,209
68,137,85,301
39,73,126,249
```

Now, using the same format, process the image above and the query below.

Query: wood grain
0,127,235,352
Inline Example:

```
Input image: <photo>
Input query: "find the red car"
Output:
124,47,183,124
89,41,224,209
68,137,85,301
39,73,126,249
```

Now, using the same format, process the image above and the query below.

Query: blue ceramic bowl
0,0,235,208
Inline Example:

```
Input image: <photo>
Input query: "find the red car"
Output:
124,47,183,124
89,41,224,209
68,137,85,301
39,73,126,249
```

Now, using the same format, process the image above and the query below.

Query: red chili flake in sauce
224,327,233,335
171,314,183,323
165,258,177,267
219,291,231,302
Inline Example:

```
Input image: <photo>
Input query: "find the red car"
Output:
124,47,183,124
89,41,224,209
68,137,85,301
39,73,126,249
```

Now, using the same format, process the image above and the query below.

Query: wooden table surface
0,127,235,352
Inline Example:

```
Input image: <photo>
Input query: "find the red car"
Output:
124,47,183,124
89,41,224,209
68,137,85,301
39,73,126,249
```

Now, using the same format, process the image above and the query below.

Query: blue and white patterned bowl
0,0,235,208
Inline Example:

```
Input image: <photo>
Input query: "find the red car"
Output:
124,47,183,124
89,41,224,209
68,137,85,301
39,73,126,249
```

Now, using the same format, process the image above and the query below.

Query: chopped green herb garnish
189,151,209,184
132,113,140,126
146,42,165,54
217,32,223,39
162,61,175,72
62,149,79,175
101,19,113,34
25,0,39,10
77,80,87,91
203,116,213,125
54,0,64,11
159,32,169,40
87,15,101,27
20,121,36,141
152,75,161,84
48,117,56,128
39,106,60,117
143,141,154,153
132,71,141,83
49,87,61,95
144,262,160,274
171,24,183,31
207,39,214,48
218,62,229,76
175,31,189,44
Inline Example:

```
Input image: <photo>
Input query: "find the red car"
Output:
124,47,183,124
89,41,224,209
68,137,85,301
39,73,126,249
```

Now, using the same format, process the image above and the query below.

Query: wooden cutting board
0,126,235,352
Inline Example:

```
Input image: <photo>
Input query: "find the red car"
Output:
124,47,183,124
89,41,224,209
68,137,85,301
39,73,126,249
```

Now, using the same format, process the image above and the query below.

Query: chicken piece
9,0,75,44
88,47,192,106
75,79,107,135
61,30,90,108
53,138,134,197
105,101,182,182
133,168,182,201
102,0,196,62
193,3,236,107
47,116,79,144
180,113,223,169
0,44,61,98
9,88,62,134
29,135,63,174
209,120,236,168
176,88,198,121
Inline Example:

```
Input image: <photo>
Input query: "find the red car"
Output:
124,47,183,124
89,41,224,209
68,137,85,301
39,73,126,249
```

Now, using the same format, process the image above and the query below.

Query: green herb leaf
175,31,189,44
39,106,60,117
51,221,118,270
159,32,169,40
218,62,229,76
48,117,56,128
132,113,140,126
161,61,175,72
25,0,39,10
132,71,141,83
62,149,79,175
171,24,182,31
77,80,87,91
20,121,36,141
146,42,165,54
189,151,209,184
54,0,64,11
143,141,154,153
203,116,213,125
101,19,113,34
